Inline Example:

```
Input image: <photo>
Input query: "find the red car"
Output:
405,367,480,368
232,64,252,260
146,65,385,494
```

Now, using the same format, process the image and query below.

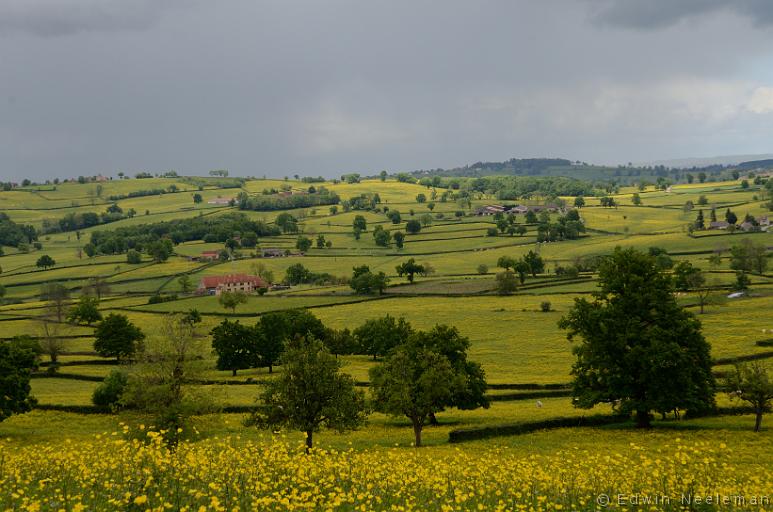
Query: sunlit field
1,174,771,511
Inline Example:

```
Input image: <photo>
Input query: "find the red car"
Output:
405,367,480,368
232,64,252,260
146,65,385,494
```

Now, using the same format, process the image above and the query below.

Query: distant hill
737,158,773,171
636,154,773,169
410,157,718,184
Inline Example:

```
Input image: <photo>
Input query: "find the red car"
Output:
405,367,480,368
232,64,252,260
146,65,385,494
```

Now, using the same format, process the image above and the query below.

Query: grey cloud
588,0,773,29
0,0,184,37
1,0,773,181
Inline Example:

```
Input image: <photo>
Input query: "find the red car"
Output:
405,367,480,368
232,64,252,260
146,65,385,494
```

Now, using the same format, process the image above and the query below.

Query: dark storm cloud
0,0,184,37
588,0,773,29
1,0,773,181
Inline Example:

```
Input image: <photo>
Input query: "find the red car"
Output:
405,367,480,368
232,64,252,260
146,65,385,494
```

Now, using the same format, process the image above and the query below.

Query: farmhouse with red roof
198,274,269,296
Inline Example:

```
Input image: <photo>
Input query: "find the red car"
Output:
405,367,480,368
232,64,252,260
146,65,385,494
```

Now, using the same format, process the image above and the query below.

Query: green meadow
1,174,771,447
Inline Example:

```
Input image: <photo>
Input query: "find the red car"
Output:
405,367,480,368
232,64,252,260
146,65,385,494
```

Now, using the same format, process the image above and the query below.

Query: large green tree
255,337,367,452
94,313,146,361
354,314,412,359
727,363,773,432
255,309,326,373
559,247,716,428
395,258,425,283
0,339,39,422
210,319,259,376
370,341,462,447
67,296,102,325
409,325,489,423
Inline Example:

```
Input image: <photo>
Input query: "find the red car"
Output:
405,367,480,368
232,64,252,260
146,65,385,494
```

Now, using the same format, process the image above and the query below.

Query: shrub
126,249,142,264
92,370,128,410
540,301,552,312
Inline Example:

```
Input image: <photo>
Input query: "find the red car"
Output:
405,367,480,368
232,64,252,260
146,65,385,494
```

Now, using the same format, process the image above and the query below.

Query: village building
261,248,288,258
198,274,269,296
708,221,730,230
207,197,234,205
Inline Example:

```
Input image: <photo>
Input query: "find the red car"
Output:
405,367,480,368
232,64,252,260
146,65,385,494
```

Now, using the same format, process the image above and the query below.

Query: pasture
1,175,771,471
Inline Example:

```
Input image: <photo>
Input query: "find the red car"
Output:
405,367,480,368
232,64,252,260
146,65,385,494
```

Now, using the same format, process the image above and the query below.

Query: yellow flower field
1,429,771,511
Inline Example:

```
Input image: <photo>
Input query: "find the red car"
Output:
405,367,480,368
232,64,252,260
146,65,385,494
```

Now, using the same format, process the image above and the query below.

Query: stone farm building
198,274,269,296
207,197,234,205
475,203,561,216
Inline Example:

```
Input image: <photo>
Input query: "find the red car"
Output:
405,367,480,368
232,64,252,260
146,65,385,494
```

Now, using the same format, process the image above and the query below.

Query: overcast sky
2,0,773,181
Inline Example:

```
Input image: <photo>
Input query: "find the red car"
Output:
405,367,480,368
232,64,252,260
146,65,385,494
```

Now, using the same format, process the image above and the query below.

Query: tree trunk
635,409,651,429
412,419,423,447
428,412,439,426
268,364,273,374
755,407,763,432
232,368,237,377
305,430,313,453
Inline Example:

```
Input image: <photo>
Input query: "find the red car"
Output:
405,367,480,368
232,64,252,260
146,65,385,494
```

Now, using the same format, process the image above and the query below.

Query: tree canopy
559,247,715,428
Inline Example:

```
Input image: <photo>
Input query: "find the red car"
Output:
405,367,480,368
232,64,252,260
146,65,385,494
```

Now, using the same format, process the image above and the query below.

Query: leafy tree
350,266,389,295
193,193,203,204
405,219,422,234
694,209,705,230
409,325,488,423
275,213,299,233
126,249,142,264
0,339,39,422
94,313,145,361
730,239,768,275
210,319,259,376
416,193,426,203
147,239,173,262
373,228,392,247
292,236,310,253
323,327,358,358
316,234,326,249
83,243,97,257
512,260,529,284
352,215,367,232
285,263,311,285
631,193,642,206
178,274,193,294
574,196,585,207
354,314,412,359
495,270,518,295
36,254,55,269
393,231,405,248
218,291,248,313
67,296,102,325
387,210,402,224
181,308,202,326
255,310,326,373
559,247,716,428
92,370,128,410
253,337,367,452
477,264,488,274
395,258,424,283
370,341,461,446
497,255,516,271
727,363,773,432
523,250,544,277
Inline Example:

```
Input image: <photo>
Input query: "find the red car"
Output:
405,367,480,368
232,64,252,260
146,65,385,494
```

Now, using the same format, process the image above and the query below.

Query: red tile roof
200,274,268,288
